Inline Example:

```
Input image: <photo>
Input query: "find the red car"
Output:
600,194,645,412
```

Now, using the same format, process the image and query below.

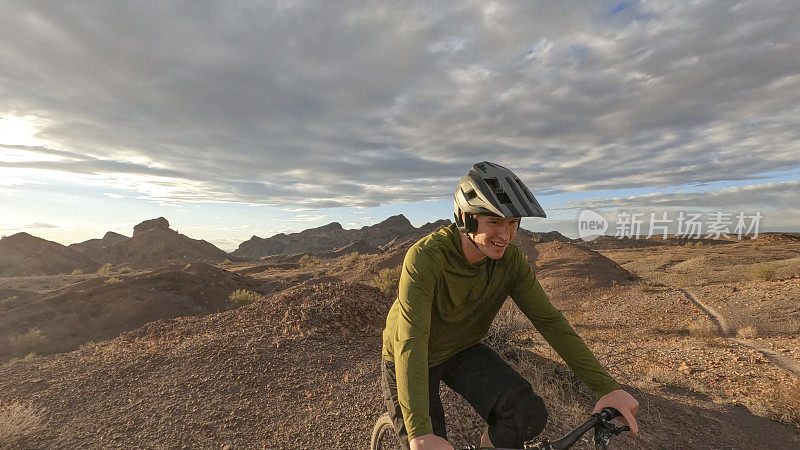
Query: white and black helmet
454,161,546,233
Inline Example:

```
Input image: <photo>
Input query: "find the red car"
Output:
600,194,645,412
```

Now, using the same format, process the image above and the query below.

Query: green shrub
96,263,113,276
0,400,45,449
371,265,402,298
752,263,777,281
229,289,264,308
298,254,322,267
7,329,48,358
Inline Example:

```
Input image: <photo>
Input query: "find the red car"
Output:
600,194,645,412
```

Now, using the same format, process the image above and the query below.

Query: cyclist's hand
409,433,454,450
592,388,639,436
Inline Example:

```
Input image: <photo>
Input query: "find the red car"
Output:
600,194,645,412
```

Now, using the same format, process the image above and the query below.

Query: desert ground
1,220,799,449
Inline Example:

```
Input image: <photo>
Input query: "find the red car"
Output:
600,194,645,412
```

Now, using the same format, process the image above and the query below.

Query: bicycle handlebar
459,407,629,450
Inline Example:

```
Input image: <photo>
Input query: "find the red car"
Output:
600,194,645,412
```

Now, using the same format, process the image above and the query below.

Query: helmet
453,161,546,233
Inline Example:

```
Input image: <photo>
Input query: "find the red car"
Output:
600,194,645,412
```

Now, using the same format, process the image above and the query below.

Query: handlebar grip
597,407,622,421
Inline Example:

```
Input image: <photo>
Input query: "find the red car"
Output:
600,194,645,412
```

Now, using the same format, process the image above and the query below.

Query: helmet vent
466,189,478,200
496,192,512,204
515,178,535,203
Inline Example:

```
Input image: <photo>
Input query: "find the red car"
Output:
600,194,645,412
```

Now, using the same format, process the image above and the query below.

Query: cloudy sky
1,0,798,251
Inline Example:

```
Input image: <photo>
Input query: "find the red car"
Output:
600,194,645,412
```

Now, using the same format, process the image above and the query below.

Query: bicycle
370,407,630,450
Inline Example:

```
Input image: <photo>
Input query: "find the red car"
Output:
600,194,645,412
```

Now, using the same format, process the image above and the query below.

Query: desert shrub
115,266,132,274
229,289,264,308
7,329,48,358
222,259,232,264
0,401,45,449
748,378,800,427
341,252,362,264
751,263,777,281
736,326,758,339
70,268,83,275
371,265,402,298
103,277,122,285
298,254,322,267
96,263,113,276
5,353,37,365
686,319,717,339
482,305,526,356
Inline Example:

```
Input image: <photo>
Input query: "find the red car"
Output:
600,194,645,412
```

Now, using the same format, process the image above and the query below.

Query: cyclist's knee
488,384,547,448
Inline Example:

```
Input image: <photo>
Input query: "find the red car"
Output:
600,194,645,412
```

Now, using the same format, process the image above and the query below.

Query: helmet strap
466,232,482,252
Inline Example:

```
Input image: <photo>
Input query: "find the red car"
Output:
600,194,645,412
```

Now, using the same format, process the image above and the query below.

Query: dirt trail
680,288,731,336
681,288,800,377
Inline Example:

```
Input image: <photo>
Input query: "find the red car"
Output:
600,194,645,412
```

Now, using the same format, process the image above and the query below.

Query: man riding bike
380,162,639,450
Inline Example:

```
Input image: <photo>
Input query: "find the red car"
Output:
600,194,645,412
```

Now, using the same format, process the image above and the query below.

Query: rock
133,217,170,235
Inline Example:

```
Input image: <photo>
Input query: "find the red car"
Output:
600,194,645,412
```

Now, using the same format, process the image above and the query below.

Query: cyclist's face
471,215,520,259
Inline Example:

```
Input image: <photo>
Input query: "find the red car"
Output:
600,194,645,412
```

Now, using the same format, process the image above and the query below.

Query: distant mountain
0,232,100,276
88,217,228,268
516,229,574,243
69,231,129,254
231,215,451,259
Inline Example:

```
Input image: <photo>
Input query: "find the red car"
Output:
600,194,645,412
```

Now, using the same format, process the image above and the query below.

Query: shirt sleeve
391,245,437,440
508,248,621,397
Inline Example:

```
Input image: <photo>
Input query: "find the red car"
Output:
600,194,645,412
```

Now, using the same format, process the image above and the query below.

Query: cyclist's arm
508,248,621,397
391,246,438,441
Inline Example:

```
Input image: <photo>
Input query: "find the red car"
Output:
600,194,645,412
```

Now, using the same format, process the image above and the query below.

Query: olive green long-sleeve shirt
381,224,621,440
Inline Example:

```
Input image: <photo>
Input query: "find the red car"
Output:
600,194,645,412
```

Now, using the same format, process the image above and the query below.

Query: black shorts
380,343,545,449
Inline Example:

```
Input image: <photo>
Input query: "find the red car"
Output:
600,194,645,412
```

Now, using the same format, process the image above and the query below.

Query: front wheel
371,413,402,450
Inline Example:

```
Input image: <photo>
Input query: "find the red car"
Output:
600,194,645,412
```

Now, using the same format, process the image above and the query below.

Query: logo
578,209,608,241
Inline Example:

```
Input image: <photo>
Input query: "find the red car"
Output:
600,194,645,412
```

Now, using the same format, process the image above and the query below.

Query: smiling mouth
490,240,508,249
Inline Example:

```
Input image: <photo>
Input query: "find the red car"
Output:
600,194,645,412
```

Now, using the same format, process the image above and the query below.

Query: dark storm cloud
1,1,799,207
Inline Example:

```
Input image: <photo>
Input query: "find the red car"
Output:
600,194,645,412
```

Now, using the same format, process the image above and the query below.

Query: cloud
28,222,58,228
282,214,329,222
0,1,798,209
554,180,800,211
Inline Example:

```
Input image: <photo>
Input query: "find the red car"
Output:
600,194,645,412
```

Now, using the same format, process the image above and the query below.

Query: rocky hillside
0,232,100,277
88,217,228,268
231,215,449,259
68,231,128,254
0,262,261,362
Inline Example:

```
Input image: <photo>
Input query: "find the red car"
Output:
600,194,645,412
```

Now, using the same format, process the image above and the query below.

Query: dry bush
0,401,45,449
103,277,122,285
370,265,402,298
736,326,758,339
482,304,526,356
5,353,37,365
298,254,322,267
96,263,113,276
748,378,800,427
481,306,595,429
222,259,232,264
116,266,132,274
686,319,717,339
751,263,777,281
229,289,264,308
7,329,48,358
341,252,362,264
70,268,83,275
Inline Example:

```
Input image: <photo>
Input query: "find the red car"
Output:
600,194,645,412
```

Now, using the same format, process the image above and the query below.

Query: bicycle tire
371,413,402,450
